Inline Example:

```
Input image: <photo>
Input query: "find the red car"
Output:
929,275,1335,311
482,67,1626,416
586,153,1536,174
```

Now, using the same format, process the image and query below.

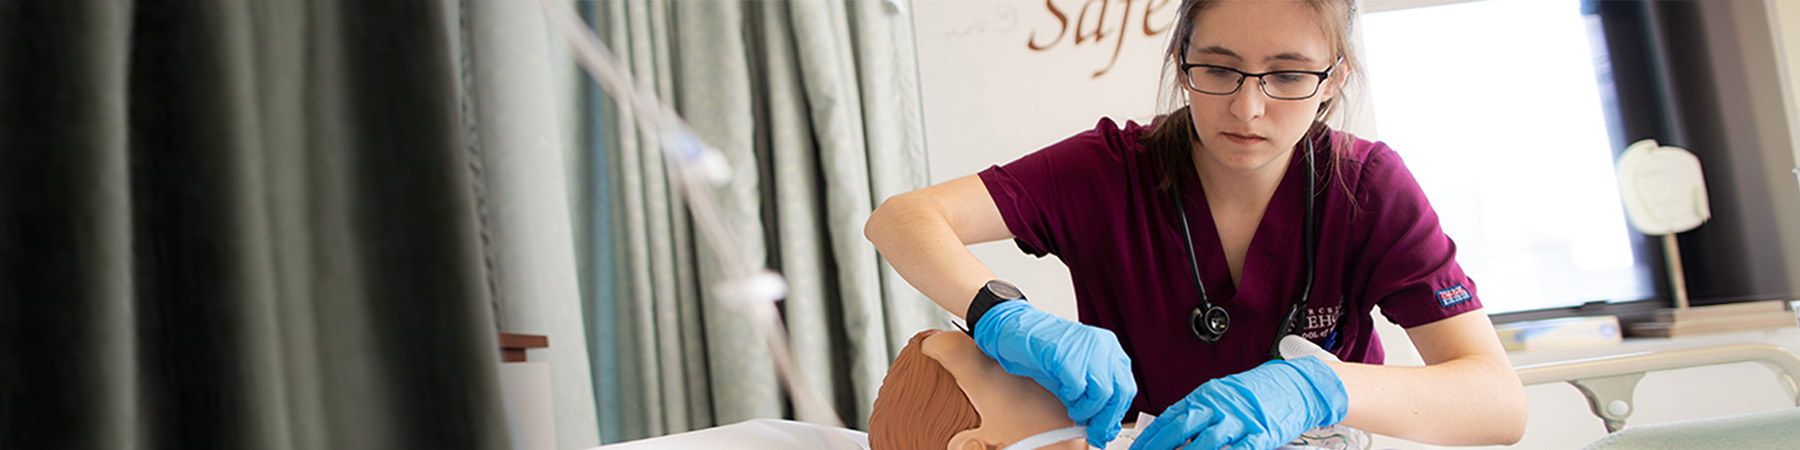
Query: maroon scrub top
978,117,1482,416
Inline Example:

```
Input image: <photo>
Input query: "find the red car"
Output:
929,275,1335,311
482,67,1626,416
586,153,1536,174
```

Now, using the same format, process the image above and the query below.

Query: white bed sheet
590,416,1344,450
592,418,870,450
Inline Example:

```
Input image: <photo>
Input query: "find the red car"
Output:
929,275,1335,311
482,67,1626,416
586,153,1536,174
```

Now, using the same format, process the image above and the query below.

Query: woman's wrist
966,279,1026,332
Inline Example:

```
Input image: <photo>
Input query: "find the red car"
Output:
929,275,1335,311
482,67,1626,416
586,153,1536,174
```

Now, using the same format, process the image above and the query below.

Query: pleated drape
456,1,602,448
0,1,509,449
582,0,947,443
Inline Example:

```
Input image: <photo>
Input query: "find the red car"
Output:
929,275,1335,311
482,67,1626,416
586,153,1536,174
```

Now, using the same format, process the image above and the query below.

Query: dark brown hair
1142,0,1364,198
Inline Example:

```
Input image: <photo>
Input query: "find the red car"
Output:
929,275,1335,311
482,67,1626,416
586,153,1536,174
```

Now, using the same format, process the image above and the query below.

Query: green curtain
0,1,509,449
583,0,947,443
456,1,602,448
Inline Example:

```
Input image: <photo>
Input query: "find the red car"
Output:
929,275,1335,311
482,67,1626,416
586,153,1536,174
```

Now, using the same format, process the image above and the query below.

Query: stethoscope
994,135,1333,450
1174,129,1327,360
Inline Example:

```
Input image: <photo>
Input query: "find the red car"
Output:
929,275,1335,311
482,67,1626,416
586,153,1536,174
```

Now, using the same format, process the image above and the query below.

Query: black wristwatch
966,279,1026,332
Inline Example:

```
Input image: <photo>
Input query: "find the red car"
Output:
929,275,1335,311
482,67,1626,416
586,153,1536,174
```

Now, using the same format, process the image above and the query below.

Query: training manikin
869,329,1087,450
868,330,1366,450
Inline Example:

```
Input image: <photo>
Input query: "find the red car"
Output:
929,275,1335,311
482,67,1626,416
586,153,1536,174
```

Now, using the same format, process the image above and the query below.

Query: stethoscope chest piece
1176,130,1321,353
1190,304,1230,343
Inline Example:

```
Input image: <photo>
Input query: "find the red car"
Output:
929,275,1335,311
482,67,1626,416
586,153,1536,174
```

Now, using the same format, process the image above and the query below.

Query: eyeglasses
1180,54,1342,100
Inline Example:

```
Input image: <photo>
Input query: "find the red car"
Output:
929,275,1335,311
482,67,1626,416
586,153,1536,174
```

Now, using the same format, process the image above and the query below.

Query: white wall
913,0,1178,321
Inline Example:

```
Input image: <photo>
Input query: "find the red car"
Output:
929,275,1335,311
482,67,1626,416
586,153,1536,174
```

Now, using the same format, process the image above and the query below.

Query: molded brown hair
1142,0,1363,198
868,330,982,450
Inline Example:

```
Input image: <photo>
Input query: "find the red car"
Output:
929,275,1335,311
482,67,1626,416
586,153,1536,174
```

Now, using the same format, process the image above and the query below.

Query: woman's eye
1271,73,1309,84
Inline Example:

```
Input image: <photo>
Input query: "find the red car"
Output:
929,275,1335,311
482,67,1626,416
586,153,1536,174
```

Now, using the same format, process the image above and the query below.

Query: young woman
864,1,1527,449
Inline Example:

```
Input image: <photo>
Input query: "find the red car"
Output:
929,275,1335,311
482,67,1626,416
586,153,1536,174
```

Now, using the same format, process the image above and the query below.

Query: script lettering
1027,0,1179,78
1026,0,1069,50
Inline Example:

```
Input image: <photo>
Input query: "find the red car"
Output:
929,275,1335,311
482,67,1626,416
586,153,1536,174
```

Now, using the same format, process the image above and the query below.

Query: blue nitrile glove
972,300,1137,448
1129,356,1349,450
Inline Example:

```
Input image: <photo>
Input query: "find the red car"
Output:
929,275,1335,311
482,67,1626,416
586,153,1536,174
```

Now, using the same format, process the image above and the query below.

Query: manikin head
868,330,1086,450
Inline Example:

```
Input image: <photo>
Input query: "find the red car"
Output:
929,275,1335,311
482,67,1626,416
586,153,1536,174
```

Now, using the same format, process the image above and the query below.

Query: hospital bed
591,342,1800,450
591,419,870,450
1515,342,1800,449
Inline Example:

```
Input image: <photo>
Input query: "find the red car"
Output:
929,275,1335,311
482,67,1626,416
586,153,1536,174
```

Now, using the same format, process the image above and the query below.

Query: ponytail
1141,106,1198,193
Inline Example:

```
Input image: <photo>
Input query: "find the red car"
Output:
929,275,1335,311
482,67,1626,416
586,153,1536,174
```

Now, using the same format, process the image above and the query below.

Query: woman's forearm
864,191,1001,319
1326,354,1528,445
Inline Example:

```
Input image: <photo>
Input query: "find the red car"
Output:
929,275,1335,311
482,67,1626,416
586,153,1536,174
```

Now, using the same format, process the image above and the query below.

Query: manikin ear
947,427,1002,450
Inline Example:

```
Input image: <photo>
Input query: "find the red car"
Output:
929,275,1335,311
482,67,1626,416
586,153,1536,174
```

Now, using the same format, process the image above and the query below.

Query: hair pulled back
1141,0,1364,194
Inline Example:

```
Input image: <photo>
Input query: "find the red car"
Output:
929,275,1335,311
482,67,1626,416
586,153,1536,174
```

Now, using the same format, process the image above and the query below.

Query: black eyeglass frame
1179,51,1343,100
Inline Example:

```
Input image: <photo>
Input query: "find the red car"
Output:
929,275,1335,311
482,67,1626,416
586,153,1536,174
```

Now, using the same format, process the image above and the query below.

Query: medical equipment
1615,138,1709,310
1616,139,1709,236
1125,412,1362,450
1516,342,1800,433
1174,130,1323,360
1507,342,1800,449
998,426,1084,450
536,1,841,427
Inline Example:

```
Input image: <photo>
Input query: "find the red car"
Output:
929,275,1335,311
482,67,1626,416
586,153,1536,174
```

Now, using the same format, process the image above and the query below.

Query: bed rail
1514,343,1800,432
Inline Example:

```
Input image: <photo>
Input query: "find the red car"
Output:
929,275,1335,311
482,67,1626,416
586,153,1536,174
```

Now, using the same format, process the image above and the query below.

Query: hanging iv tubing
537,1,843,428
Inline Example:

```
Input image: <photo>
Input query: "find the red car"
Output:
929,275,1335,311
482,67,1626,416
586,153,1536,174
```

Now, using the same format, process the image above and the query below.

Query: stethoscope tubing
1174,130,1321,359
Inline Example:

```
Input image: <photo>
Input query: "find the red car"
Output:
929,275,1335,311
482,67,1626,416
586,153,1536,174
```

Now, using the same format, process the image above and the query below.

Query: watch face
986,280,1023,300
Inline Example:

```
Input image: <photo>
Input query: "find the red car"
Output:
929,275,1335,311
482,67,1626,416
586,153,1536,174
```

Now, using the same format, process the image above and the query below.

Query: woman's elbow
864,194,914,249
1503,395,1529,444
1445,360,1528,445
1480,407,1528,445
1440,384,1526,446
1487,374,1530,445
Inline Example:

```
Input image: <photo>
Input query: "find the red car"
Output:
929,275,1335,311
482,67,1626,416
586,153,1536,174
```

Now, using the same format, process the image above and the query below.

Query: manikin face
1182,0,1341,175
923,331,1087,450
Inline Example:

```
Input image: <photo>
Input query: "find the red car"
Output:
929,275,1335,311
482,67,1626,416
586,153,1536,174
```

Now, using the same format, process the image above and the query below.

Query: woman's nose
1229,78,1267,121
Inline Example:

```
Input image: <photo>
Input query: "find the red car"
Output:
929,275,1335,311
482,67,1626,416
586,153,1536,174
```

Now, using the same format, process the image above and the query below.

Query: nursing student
864,1,1527,449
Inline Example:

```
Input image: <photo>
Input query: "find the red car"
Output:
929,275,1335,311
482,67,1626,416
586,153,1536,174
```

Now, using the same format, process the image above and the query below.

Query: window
1361,0,1657,313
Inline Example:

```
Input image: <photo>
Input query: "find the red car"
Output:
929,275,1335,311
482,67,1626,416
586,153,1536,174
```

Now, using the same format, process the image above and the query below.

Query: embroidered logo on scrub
1436,284,1472,308
1301,305,1342,340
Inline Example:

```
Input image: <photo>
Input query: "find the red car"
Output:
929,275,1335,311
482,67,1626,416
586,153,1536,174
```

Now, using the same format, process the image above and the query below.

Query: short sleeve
1356,147,1483,328
978,118,1139,259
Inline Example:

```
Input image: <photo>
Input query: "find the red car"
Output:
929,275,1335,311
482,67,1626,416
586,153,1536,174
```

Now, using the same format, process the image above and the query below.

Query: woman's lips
1223,132,1265,145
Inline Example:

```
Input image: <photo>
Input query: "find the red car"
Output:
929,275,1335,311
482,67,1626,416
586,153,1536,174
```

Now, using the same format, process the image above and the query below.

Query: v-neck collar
1175,144,1309,303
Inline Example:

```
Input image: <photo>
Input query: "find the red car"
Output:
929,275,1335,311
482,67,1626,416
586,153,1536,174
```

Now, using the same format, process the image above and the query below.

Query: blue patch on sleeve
1435,284,1472,308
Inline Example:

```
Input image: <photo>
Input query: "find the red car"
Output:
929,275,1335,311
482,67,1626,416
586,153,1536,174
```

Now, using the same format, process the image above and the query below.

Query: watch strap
966,281,1023,333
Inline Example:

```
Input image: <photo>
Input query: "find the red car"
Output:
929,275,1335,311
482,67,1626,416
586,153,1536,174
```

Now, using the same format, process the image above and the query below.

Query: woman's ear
1321,64,1350,102
947,427,1001,450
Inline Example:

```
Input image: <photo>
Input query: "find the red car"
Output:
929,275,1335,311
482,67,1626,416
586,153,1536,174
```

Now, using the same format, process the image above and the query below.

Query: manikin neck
999,426,1084,450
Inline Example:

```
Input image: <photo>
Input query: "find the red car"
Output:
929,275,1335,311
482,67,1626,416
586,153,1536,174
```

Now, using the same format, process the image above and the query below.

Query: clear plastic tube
537,0,840,428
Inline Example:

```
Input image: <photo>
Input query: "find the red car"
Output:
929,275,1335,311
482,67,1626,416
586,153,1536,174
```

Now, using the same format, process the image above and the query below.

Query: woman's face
1183,0,1339,173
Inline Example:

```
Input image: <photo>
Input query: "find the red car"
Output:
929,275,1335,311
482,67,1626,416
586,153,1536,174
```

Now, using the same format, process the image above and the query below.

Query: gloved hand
1129,357,1348,450
972,300,1137,448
